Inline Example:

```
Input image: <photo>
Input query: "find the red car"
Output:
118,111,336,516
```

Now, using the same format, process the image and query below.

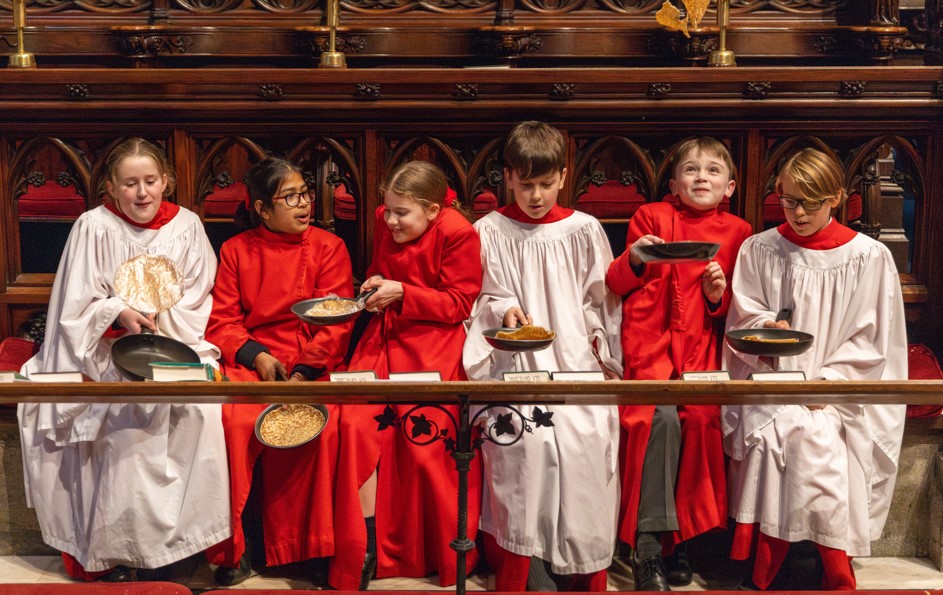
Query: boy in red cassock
205,157,354,586
330,160,483,590
606,137,752,590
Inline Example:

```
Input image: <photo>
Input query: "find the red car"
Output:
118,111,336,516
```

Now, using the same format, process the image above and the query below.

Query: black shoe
665,548,693,586
632,551,670,591
214,552,252,587
136,564,173,582
97,565,132,582
358,553,376,591
739,578,761,591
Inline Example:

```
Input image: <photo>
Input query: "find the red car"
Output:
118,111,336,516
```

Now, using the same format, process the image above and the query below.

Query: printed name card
330,370,378,382
27,371,84,383
388,371,442,382
551,371,606,381
0,371,25,383
749,371,807,381
502,370,551,382
681,371,731,381
149,362,216,382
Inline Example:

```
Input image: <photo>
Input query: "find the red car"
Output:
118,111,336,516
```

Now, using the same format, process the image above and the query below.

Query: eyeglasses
274,189,312,208
777,194,830,212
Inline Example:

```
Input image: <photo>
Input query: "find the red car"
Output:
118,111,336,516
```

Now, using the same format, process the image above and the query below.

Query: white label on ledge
27,371,84,383
388,371,441,382
0,372,17,383
503,370,551,382
551,371,606,382
330,370,378,382
681,371,731,381
750,371,807,381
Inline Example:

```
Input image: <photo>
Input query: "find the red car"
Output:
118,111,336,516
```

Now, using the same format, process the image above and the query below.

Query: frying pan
254,403,330,449
112,330,201,381
634,241,721,264
292,288,378,326
482,326,555,352
725,308,813,357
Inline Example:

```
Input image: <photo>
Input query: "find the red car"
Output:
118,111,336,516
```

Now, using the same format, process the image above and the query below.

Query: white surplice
463,210,623,575
722,226,907,557
18,205,231,571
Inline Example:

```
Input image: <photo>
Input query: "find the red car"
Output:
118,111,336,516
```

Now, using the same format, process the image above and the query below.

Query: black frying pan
725,309,814,358
111,330,200,381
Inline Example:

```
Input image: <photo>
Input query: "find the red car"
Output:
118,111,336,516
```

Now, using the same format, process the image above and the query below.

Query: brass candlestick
8,0,36,68
708,0,736,67
319,0,346,69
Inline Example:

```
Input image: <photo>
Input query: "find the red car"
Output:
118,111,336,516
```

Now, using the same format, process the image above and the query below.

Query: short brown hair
775,147,848,206
104,137,176,201
667,137,737,183
503,121,567,180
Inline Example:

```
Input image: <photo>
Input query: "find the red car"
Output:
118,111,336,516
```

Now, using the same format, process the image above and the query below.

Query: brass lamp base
319,51,346,69
708,50,736,67
9,52,36,68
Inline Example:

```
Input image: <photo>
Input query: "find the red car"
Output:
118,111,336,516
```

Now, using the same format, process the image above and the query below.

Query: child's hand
701,261,726,306
363,278,404,312
254,352,288,381
503,307,533,328
288,372,307,382
598,360,621,380
628,235,665,267
117,308,157,334
763,319,791,330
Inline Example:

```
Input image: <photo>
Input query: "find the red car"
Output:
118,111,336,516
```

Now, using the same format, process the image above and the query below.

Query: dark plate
725,328,814,357
483,327,555,352
292,297,363,326
255,403,330,449
635,241,721,264
111,332,200,381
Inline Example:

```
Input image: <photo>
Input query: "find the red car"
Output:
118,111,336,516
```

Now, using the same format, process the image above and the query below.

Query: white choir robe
19,205,231,571
463,210,623,575
722,226,907,557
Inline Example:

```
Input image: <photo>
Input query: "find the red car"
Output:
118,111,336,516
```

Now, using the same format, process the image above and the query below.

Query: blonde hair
104,138,176,201
776,147,848,206
503,121,567,180
381,161,472,221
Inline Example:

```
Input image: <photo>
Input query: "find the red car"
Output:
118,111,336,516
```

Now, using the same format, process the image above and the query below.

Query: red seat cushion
333,183,357,222
203,181,249,218
0,337,38,372
472,190,499,217
18,181,85,220
906,343,943,418
575,181,647,219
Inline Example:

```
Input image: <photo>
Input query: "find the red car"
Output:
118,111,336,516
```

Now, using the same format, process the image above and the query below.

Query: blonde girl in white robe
18,138,230,580
722,147,907,590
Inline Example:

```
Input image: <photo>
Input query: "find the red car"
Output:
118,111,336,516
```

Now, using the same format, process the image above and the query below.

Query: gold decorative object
8,0,36,68
655,0,736,66
319,0,346,69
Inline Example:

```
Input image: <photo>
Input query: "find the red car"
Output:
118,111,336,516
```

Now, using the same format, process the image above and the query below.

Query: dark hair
234,157,303,230
103,138,176,202
667,137,738,183
381,160,472,222
503,121,567,180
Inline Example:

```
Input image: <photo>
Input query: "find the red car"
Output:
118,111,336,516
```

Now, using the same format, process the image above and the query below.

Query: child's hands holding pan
628,234,665,268
361,275,404,313
503,307,533,329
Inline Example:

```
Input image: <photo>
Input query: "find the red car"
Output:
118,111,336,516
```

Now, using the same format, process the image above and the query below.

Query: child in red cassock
204,157,355,586
330,160,483,590
606,137,752,590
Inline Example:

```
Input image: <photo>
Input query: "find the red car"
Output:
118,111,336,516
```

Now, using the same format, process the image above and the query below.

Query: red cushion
472,190,499,216
0,584,190,594
906,343,943,418
845,191,862,221
763,191,785,225
203,181,249,218
576,181,647,218
333,183,357,221
18,181,85,220
0,337,38,372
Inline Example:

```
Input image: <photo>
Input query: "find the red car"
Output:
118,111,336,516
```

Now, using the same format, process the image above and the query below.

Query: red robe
330,207,483,589
605,200,751,548
204,224,354,567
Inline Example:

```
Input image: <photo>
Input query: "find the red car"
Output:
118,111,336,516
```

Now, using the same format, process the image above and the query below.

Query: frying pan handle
775,308,792,324
355,287,379,303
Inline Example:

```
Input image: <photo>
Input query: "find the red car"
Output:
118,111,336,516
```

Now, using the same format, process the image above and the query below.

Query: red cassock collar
498,202,574,224
777,218,857,250
104,200,180,230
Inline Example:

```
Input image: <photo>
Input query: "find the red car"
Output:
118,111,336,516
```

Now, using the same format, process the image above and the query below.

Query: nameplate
27,371,84,383
0,371,28,383
749,371,806,381
681,371,731,381
551,371,606,381
149,362,216,382
330,370,377,382
502,370,551,382
388,371,442,382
